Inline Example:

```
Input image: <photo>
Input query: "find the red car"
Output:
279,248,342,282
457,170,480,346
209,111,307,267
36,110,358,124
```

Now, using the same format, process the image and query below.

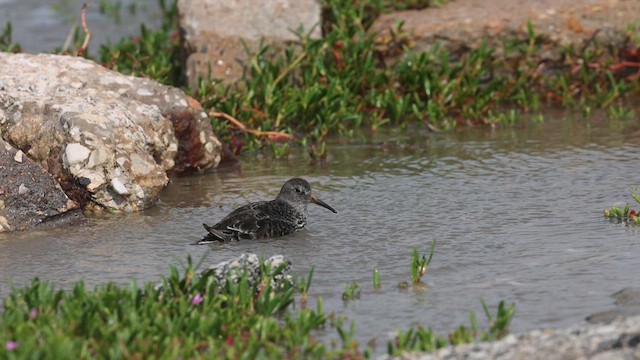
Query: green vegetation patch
388,299,515,355
0,23,21,53
98,0,182,85
0,257,333,359
194,4,640,158
604,190,640,224
3,0,640,158
1,251,515,359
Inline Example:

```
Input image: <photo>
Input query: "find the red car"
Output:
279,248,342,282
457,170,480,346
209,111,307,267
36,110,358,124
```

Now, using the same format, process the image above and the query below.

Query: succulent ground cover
194,9,640,159
0,253,514,358
604,191,640,224
4,0,636,159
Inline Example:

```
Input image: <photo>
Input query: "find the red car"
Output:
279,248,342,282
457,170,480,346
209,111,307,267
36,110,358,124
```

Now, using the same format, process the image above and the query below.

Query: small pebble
13,150,23,163
18,184,28,195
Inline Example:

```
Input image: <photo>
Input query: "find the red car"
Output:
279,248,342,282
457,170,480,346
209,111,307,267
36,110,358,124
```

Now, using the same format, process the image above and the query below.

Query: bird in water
197,178,337,244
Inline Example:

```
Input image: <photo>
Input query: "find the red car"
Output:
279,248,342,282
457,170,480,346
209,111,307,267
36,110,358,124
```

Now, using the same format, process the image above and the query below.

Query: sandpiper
197,178,337,244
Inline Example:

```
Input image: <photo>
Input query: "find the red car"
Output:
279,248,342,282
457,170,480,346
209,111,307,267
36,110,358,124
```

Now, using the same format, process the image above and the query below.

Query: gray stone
615,288,640,306
389,315,640,360
155,253,293,294
588,288,640,325
178,0,322,86
0,53,222,213
200,253,294,291
0,138,83,232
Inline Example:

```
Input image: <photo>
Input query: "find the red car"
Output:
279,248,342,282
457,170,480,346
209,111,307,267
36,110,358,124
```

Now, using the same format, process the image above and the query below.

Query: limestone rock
63,143,91,168
200,253,294,292
0,53,222,212
13,150,23,163
178,0,322,86
370,0,638,64
110,177,129,195
0,138,83,232
155,253,293,293
390,315,640,360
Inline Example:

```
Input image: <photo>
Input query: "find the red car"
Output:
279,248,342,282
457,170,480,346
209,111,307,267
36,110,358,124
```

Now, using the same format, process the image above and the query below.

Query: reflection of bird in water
197,178,337,244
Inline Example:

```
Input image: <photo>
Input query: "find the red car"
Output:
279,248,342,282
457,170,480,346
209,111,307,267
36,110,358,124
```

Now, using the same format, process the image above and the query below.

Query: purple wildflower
191,293,204,305
5,341,18,351
29,308,38,319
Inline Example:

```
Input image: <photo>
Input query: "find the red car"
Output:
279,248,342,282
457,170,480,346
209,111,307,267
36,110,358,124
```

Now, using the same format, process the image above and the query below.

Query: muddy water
2,115,640,350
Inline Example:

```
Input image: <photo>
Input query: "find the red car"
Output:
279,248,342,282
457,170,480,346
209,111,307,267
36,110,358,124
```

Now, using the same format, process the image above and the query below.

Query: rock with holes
0,138,83,232
0,53,222,213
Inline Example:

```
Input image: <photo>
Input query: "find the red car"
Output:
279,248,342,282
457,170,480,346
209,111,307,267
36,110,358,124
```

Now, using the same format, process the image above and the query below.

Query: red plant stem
209,111,293,141
78,2,91,57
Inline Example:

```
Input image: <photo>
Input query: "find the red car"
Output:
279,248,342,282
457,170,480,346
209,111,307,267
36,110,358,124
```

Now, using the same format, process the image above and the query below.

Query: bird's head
277,178,337,213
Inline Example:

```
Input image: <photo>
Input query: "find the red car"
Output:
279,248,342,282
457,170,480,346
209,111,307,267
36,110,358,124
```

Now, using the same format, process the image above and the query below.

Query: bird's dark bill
311,194,337,213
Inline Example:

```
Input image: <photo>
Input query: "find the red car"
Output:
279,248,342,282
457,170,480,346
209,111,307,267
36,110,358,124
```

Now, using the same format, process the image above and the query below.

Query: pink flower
29,308,38,319
5,341,18,351
191,294,204,305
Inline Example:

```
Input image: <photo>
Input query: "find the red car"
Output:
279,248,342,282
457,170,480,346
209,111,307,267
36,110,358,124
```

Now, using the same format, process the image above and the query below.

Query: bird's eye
295,188,301,193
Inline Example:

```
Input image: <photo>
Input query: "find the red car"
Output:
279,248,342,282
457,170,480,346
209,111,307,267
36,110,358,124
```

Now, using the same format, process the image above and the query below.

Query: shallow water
0,0,160,54
2,115,640,352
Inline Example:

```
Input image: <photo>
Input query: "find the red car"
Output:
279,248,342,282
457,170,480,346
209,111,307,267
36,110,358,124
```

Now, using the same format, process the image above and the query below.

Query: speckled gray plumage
198,178,336,244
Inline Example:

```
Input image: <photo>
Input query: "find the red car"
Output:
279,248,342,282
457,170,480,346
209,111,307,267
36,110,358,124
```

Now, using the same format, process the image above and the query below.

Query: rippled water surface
2,116,640,351
0,0,160,54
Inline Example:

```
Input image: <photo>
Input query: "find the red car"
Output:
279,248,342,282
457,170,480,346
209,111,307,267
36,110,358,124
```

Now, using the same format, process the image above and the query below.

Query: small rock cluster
200,253,294,291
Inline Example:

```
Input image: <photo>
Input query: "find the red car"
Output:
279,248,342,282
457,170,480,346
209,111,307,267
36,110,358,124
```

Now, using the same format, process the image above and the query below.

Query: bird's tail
194,223,225,245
